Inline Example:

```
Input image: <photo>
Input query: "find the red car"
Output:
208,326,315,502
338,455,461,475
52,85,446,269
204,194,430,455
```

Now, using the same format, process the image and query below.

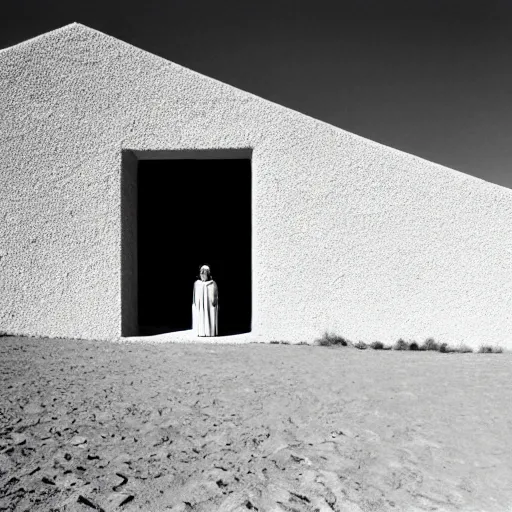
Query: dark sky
2,0,512,188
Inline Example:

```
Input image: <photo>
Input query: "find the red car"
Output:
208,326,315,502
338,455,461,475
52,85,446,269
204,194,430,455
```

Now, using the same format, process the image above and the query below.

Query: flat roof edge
127,148,253,160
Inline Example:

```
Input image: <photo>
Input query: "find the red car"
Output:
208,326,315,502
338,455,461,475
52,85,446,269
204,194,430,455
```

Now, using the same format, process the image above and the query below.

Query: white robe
192,279,218,336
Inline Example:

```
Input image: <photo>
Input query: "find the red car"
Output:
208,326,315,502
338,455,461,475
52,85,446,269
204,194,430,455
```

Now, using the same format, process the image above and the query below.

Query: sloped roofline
1,22,510,195
0,23,83,55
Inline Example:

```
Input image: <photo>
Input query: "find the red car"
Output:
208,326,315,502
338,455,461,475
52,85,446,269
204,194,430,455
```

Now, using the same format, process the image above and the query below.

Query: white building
1,23,511,347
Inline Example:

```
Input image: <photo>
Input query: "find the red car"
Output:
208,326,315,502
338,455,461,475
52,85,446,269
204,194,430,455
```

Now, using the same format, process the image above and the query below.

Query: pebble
10,433,27,445
77,494,105,511
106,491,134,508
70,436,87,446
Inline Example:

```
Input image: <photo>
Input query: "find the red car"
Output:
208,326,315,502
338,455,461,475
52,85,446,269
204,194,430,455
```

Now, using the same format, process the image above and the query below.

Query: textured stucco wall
1,24,512,346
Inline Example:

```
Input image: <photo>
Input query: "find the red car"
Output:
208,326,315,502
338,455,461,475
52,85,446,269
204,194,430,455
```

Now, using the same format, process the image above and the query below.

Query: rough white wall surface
1,24,512,347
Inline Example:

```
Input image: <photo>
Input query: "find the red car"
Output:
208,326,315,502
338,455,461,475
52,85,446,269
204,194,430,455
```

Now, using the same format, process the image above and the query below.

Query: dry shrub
313,334,505,354
393,338,409,351
478,345,503,354
422,337,440,351
316,332,350,347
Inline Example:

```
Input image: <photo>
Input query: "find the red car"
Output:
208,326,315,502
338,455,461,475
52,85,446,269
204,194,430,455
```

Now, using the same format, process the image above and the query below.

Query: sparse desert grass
478,345,504,354
393,338,409,351
313,333,505,355
315,331,350,347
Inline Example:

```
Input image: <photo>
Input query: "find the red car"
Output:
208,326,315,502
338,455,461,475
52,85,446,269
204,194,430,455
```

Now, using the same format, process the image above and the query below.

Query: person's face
200,269,209,281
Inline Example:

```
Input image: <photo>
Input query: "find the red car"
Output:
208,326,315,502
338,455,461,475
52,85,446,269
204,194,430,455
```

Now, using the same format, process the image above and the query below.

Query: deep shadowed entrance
137,157,252,336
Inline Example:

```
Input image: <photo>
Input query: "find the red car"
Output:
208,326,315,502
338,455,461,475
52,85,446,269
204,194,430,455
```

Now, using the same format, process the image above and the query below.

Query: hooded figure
192,265,218,336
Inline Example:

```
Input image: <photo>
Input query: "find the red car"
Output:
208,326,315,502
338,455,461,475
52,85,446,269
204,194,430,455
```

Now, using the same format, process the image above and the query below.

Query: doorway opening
131,151,252,336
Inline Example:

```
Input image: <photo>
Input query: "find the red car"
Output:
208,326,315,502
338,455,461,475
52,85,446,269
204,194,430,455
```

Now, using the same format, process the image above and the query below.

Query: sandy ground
1,337,512,512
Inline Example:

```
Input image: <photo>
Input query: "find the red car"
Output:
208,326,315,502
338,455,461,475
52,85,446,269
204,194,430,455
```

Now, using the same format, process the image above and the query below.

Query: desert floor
1,337,511,512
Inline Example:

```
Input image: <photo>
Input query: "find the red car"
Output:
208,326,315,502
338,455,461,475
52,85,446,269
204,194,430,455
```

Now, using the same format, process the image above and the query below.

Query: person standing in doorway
192,265,218,336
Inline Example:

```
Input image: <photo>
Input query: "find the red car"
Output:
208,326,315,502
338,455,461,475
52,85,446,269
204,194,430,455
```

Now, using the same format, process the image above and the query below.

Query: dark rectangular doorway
137,157,252,336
